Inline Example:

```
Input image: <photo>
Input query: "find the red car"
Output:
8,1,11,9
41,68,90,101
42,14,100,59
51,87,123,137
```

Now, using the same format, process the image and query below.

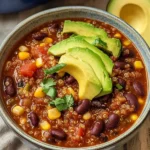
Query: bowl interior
0,6,150,150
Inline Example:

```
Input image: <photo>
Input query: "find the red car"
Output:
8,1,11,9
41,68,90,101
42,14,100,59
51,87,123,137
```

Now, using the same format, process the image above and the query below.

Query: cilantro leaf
116,83,123,90
46,87,56,99
50,95,74,111
44,63,66,75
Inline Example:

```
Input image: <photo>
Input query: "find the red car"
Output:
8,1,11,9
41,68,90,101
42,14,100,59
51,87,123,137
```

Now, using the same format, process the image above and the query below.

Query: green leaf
50,95,74,111
40,78,56,88
46,87,57,99
44,63,66,75
116,83,123,90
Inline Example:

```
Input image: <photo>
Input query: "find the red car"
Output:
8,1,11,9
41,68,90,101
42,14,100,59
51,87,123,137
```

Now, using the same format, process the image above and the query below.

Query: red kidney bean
91,120,104,136
32,32,48,41
124,93,139,111
65,76,75,84
114,61,125,69
106,113,120,129
75,99,90,114
133,81,144,96
28,112,39,127
51,129,67,140
4,76,16,96
118,78,126,88
91,100,107,109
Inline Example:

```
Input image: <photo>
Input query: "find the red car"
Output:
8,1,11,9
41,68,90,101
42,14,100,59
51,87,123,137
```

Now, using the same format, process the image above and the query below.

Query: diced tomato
20,61,37,77
77,127,85,137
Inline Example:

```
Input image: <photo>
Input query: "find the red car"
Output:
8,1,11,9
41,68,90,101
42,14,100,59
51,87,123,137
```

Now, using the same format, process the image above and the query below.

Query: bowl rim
0,6,150,150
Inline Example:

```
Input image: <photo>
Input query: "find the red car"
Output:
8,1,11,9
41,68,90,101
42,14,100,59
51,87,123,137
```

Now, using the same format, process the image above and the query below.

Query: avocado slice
59,54,102,100
67,47,112,96
48,36,114,75
107,0,150,46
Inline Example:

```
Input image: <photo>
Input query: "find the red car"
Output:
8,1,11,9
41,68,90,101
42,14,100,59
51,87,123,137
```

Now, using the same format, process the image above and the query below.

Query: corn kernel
40,121,51,130
43,37,53,44
67,87,75,97
83,112,91,120
130,114,138,121
58,72,65,77
34,87,45,98
19,45,29,52
114,33,122,38
134,61,144,69
48,108,61,120
18,52,30,60
138,98,144,105
20,117,27,124
40,43,46,47
123,40,131,46
12,105,24,116
36,58,43,68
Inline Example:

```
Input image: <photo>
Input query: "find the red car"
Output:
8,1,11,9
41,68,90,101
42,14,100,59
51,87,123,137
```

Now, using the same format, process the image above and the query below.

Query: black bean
4,76,16,96
124,93,139,111
114,61,125,69
91,120,104,136
28,112,39,127
75,99,90,114
106,113,120,129
65,76,75,84
133,81,144,96
51,129,67,140
32,32,48,41
118,78,126,88
17,80,24,87
91,100,107,109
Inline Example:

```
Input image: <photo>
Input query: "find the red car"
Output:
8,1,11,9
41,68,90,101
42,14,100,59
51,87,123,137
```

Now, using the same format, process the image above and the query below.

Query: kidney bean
65,76,75,84
32,32,48,41
133,81,144,96
114,61,125,69
51,129,67,140
118,78,126,88
106,113,120,129
124,93,139,111
28,112,39,127
4,76,16,96
75,99,90,114
91,120,104,136
91,100,107,109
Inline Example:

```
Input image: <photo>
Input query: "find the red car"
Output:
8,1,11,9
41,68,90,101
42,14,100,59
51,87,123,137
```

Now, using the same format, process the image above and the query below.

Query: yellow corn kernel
36,58,43,68
134,61,144,69
34,87,45,98
19,45,29,52
48,108,61,120
114,33,122,38
67,87,75,97
20,117,27,124
138,98,144,105
43,37,53,44
130,114,138,121
40,43,46,47
58,72,65,77
18,52,30,60
83,112,91,120
123,40,131,46
40,121,51,130
12,105,24,116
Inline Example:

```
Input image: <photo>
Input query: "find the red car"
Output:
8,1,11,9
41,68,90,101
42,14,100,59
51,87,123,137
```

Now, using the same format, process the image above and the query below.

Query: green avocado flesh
48,36,114,75
67,47,112,96
59,54,102,100
62,20,121,58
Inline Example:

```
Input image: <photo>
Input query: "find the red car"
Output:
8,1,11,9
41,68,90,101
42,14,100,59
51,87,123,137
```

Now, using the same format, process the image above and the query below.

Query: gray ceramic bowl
0,6,150,150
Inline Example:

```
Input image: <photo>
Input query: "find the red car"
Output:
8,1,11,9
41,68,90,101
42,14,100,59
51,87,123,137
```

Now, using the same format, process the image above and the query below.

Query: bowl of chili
0,6,150,150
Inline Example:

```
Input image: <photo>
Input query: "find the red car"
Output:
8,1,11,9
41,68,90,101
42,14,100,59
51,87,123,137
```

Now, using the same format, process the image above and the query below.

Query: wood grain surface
0,0,150,150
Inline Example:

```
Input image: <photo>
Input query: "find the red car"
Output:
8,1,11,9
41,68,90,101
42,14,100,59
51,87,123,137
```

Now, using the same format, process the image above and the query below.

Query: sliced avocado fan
62,20,121,58
59,54,102,100
48,36,114,75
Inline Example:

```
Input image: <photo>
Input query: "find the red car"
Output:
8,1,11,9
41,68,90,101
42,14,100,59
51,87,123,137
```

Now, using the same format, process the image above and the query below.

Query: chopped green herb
40,78,56,99
50,95,74,111
44,63,66,75
116,83,123,90
93,38,107,49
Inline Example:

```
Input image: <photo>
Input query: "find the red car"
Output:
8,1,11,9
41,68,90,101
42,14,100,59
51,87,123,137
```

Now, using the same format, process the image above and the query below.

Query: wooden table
0,0,150,150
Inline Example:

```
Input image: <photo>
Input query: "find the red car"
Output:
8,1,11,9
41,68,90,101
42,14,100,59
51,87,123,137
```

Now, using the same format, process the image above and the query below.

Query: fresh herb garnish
44,63,66,75
116,83,123,90
50,95,74,111
40,78,56,99
93,37,107,49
